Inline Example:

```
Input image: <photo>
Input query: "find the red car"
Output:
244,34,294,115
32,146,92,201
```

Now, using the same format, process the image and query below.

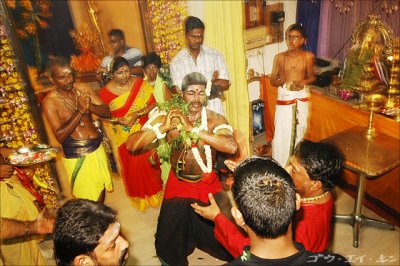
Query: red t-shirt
214,196,333,257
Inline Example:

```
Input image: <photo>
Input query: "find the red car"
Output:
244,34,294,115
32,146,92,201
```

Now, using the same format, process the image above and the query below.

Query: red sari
99,78,163,211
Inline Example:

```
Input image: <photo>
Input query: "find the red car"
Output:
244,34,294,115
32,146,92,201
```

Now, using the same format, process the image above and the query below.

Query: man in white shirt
100,29,143,76
170,16,230,116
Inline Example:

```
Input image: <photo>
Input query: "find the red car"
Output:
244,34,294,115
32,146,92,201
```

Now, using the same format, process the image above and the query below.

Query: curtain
318,0,400,64
204,1,250,156
296,0,321,55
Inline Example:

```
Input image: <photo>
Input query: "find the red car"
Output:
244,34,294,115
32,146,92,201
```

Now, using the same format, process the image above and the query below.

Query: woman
143,52,172,182
98,56,163,211
143,52,171,103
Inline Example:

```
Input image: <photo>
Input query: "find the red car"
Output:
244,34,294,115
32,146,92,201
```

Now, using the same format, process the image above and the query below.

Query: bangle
23,221,30,238
152,123,166,139
109,117,118,124
137,111,145,118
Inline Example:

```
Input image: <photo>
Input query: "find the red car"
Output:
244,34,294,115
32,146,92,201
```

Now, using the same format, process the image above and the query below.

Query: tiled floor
41,173,400,266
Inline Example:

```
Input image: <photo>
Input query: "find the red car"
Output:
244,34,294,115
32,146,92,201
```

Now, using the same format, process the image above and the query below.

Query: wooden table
323,126,399,247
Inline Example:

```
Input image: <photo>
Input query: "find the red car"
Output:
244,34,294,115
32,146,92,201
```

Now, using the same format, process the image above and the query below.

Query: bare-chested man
42,57,113,202
125,72,237,265
270,23,316,167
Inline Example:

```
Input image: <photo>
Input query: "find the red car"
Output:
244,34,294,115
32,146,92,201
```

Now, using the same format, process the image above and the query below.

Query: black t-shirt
226,243,350,266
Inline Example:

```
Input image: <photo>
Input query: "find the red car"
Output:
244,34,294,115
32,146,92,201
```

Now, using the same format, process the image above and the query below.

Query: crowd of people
0,15,353,266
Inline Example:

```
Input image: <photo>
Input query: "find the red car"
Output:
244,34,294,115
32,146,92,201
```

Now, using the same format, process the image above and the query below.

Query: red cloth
164,170,222,203
294,197,333,253
214,197,333,257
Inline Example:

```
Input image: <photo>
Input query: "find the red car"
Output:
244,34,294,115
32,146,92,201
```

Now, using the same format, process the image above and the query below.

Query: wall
246,0,297,76
68,0,146,54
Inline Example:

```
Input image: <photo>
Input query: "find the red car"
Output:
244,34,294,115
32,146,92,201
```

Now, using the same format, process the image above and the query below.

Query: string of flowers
0,26,57,208
146,0,187,64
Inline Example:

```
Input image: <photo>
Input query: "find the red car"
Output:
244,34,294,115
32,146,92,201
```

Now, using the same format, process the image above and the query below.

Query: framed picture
245,0,264,29
251,99,265,136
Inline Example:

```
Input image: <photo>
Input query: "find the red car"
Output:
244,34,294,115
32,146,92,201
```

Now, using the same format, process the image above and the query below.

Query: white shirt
101,47,143,70
170,45,229,115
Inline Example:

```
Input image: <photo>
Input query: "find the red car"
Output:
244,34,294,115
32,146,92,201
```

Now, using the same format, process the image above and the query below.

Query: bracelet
152,123,166,139
23,221,30,238
137,111,145,118
109,117,118,124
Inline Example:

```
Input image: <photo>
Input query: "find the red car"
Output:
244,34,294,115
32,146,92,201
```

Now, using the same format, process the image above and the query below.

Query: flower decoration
205,80,212,97
0,26,57,208
146,0,188,65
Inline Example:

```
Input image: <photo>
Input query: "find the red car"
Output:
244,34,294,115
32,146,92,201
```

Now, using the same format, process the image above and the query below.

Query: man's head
181,72,208,112
184,16,205,53
287,140,343,196
232,156,299,239
54,199,129,266
47,57,74,91
108,29,126,55
285,23,306,51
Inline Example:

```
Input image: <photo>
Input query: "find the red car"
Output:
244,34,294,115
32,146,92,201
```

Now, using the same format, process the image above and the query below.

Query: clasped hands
76,89,91,115
161,108,194,133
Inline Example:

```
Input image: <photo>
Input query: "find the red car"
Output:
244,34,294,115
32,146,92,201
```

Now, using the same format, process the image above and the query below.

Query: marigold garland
0,25,58,208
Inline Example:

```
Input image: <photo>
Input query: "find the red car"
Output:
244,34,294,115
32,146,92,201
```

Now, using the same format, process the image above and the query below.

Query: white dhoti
272,84,310,167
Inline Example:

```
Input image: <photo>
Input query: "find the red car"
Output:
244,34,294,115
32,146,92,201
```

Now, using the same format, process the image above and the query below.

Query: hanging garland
0,26,58,209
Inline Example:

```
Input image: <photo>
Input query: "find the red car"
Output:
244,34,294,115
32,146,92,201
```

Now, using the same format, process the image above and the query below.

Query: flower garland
0,24,57,208
191,107,212,173
146,0,187,64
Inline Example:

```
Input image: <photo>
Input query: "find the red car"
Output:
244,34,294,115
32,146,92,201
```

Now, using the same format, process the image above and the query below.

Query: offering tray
6,144,60,166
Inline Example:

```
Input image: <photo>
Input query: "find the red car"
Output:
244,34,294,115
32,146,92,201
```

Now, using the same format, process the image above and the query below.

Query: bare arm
130,66,144,77
0,210,54,240
270,54,285,87
42,96,84,143
163,83,172,101
299,52,316,86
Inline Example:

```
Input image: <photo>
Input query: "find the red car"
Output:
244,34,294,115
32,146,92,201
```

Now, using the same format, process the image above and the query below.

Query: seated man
225,156,349,265
125,72,237,265
101,28,143,76
192,140,343,255
53,199,129,266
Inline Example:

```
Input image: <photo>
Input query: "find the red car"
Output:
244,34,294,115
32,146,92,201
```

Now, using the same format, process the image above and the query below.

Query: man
170,16,230,116
192,140,343,255
54,199,129,266
0,148,54,265
226,156,349,265
100,29,143,76
42,57,113,202
125,72,238,265
270,23,316,167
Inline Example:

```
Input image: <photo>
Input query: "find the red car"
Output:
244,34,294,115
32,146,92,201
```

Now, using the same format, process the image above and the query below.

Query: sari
99,78,163,211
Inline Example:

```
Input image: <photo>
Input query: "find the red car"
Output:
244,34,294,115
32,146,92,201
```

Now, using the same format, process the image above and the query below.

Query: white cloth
272,84,310,167
170,45,229,116
101,47,143,70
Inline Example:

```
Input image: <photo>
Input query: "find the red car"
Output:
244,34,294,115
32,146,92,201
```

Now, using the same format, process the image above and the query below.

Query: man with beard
170,16,230,116
54,199,129,266
270,24,316,168
125,72,238,265
42,57,113,202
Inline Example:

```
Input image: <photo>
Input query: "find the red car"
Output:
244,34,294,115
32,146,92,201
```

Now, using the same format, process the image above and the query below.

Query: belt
276,97,309,105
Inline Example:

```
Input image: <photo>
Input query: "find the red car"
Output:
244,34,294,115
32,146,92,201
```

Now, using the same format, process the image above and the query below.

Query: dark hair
286,23,307,39
108,28,125,40
110,56,129,74
54,199,117,266
142,52,162,69
46,57,71,78
185,16,205,34
233,156,296,239
181,72,207,91
294,140,343,191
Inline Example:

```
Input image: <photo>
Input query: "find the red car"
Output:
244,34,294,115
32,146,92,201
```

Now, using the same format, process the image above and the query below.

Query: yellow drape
204,1,250,156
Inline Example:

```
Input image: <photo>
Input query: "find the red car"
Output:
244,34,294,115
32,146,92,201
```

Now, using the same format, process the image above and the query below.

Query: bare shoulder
206,109,229,129
42,91,57,108
275,52,285,61
304,51,315,60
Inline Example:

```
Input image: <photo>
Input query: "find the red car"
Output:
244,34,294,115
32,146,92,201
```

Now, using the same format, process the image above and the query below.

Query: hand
162,108,184,131
212,70,219,81
224,159,238,172
0,164,14,179
119,112,139,126
31,209,55,235
76,89,90,114
254,143,272,157
231,207,246,228
191,193,221,222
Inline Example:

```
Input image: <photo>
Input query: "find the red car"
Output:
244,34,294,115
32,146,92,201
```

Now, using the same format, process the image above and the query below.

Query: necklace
287,54,301,69
113,79,131,90
54,89,85,127
191,107,212,173
301,191,330,203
